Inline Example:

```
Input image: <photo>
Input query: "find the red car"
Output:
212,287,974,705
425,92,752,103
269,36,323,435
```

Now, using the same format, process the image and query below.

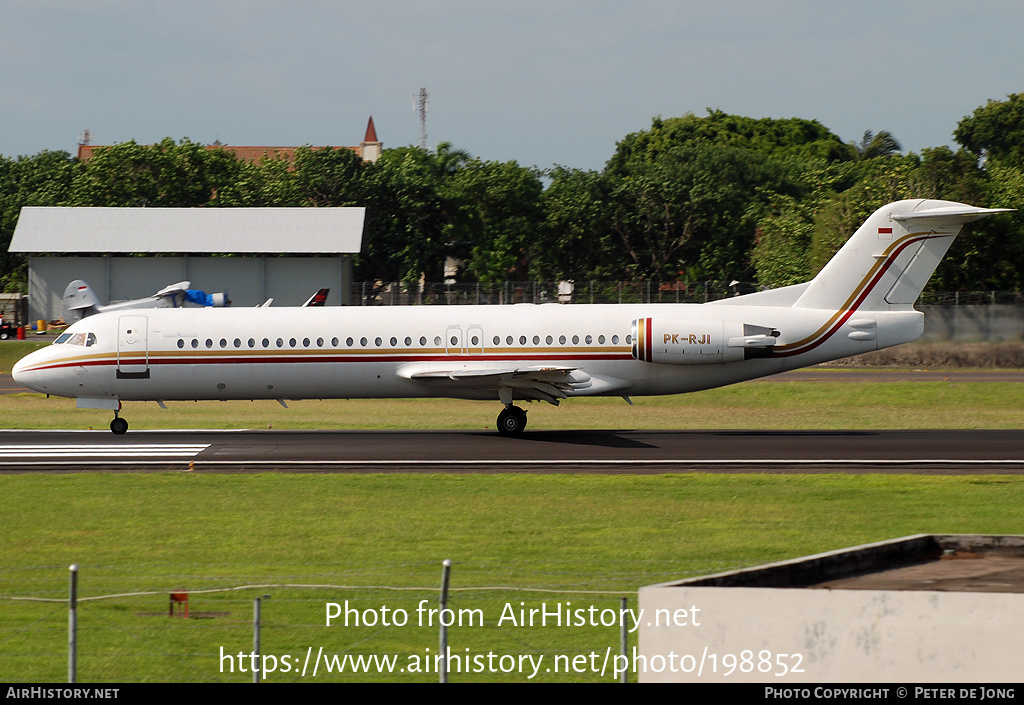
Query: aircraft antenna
412,87,430,150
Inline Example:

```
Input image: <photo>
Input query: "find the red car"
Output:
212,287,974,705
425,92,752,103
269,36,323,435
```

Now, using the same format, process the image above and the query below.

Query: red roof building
76,117,383,164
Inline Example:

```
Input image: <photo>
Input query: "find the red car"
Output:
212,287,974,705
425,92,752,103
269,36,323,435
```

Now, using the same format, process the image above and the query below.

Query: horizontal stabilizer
892,206,1014,226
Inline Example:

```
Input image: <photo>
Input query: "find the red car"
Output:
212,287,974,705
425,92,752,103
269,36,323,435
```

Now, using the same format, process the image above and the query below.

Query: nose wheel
110,415,129,435
496,406,527,436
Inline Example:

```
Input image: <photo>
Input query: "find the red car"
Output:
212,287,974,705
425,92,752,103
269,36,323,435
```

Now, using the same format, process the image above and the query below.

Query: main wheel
110,417,129,435
496,406,527,436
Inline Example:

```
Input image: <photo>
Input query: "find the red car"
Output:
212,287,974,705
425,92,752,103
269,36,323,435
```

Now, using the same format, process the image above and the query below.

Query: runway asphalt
1,428,1022,474
2,369,1023,473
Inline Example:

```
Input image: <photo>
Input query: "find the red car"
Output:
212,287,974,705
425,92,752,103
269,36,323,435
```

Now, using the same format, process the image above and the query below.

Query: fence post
253,594,270,683
620,596,628,683
68,564,78,684
439,559,452,683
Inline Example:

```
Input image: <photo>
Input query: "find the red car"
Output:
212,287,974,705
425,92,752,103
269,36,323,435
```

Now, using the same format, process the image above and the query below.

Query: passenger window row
174,333,632,350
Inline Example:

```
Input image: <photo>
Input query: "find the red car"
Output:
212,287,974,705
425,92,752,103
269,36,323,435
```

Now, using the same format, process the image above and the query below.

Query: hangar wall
29,255,352,321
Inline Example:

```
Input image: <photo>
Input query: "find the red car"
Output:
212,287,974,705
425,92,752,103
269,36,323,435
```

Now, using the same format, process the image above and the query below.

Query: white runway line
0,444,209,458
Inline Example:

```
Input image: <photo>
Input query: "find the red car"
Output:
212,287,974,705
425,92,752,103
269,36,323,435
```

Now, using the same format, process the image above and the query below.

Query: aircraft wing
396,363,630,404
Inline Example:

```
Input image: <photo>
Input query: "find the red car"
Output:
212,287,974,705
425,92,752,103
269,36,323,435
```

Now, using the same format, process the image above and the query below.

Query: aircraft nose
12,352,46,393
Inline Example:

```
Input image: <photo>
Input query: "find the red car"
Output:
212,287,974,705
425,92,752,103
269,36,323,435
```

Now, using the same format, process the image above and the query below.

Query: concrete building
639,534,1024,683
9,207,365,322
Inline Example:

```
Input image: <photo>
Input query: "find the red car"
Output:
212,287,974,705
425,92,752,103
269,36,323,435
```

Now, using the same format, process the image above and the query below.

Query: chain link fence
352,281,1024,307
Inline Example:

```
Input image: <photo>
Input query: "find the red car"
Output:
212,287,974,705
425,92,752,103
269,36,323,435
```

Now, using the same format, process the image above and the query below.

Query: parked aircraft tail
793,199,1012,312
62,280,102,320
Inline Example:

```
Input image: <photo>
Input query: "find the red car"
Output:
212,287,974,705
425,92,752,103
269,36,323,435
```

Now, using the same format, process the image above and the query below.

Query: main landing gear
496,405,527,437
110,412,128,435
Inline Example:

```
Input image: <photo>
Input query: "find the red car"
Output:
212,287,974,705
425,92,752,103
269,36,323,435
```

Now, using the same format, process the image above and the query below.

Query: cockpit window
54,331,97,347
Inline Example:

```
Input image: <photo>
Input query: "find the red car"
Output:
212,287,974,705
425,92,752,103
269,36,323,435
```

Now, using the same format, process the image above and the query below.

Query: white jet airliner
12,199,1012,436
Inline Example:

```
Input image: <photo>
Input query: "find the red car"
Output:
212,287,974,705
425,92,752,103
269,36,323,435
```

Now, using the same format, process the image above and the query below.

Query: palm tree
850,130,902,160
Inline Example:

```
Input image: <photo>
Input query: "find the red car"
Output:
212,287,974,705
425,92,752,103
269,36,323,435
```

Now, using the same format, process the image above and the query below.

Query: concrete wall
29,255,352,321
638,535,1024,683
638,582,1024,683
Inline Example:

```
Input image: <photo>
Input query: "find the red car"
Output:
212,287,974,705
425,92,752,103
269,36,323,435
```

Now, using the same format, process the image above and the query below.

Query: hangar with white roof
10,206,365,322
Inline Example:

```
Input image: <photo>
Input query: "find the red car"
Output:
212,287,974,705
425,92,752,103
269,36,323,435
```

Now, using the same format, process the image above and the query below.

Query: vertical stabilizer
794,199,1011,311
62,280,102,321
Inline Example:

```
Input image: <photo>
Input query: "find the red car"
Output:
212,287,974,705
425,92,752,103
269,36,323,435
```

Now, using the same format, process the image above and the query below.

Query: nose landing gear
496,405,527,436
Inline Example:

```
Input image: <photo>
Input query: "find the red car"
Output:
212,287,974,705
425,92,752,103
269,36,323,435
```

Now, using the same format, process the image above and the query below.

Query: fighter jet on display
14,200,1013,435
62,280,230,321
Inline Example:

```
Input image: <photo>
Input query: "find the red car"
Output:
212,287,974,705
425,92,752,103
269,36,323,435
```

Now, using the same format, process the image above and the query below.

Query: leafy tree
954,93,1024,167
214,156,302,207
293,146,367,206
71,138,242,207
750,195,815,288
358,146,452,283
607,110,852,175
538,166,612,279
0,150,78,289
446,158,544,281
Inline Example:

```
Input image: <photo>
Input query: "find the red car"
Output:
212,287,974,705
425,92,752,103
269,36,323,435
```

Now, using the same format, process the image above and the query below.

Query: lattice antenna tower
412,87,430,150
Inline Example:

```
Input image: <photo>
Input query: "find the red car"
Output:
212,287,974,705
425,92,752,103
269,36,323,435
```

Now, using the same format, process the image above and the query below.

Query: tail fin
62,280,102,321
793,199,1012,311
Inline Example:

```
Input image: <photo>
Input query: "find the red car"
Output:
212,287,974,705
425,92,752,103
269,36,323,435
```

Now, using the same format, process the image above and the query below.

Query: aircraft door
117,315,150,378
445,327,464,354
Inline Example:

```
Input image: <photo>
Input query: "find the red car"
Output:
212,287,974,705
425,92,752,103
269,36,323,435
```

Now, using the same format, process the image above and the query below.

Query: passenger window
317,337,324,347
612,335,619,344
177,339,184,349
625,334,632,344
558,335,566,345
492,336,500,345
192,339,199,349
375,337,383,346
419,336,427,346
434,336,441,346
360,337,368,347
471,336,479,345
533,335,540,345
289,338,297,348
332,337,339,346
546,335,553,344
519,335,526,345
262,338,270,348
390,337,397,346
276,338,284,347
302,338,310,348
206,339,213,348
598,335,606,344
220,339,227,348
506,336,513,345
405,336,412,346
572,335,579,344
233,339,241,348
248,338,256,348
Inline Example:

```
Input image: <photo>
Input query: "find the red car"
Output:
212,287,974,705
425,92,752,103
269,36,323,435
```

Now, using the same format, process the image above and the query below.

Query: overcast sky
2,1,1022,171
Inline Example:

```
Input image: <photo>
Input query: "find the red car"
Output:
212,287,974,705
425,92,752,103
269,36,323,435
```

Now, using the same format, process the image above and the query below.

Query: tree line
2,94,1023,294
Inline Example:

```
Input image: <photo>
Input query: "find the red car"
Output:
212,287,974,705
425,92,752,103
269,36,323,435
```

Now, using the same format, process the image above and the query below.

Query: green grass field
1,349,1023,682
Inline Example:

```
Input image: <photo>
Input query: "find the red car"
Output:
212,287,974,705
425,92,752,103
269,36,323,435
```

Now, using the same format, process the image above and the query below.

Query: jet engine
631,318,779,364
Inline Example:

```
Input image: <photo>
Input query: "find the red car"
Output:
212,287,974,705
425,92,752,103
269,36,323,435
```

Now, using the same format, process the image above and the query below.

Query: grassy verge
2,377,1023,430
1,373,1023,682
1,473,1022,682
